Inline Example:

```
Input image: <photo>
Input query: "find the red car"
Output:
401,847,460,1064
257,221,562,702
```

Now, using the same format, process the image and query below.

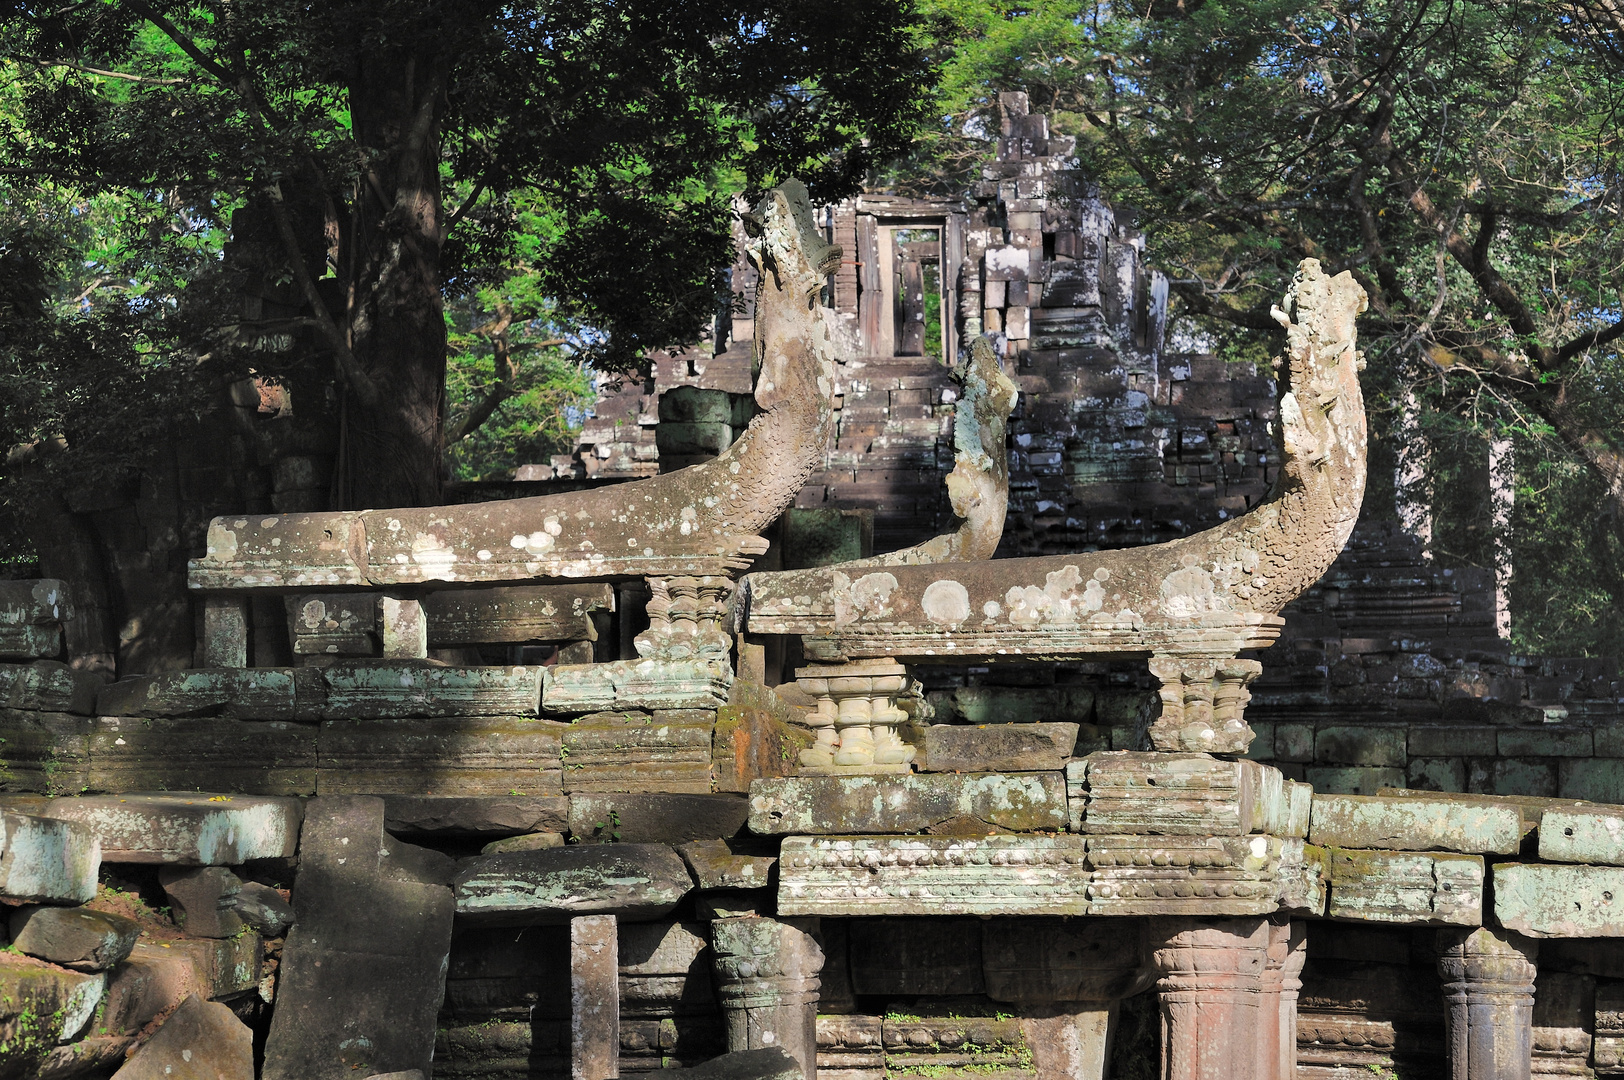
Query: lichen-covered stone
95,667,322,721
0,811,98,903
1084,834,1284,916
1277,838,1328,917
1069,752,1288,836
0,579,69,660
1308,793,1525,854
89,717,317,795
0,660,101,714
0,954,103,1052
380,795,568,837
713,699,811,793
748,772,1067,835
112,993,254,1080
777,834,1089,916
317,662,542,718
917,723,1078,773
24,793,301,865
568,793,748,844
559,711,714,794
0,709,92,793
454,844,694,925
678,839,779,891
1324,847,1482,925
9,905,138,971
1494,863,1624,937
317,716,564,796
543,658,733,714
1537,805,1624,865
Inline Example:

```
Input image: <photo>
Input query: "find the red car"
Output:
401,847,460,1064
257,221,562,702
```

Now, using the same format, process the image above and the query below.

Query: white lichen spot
921,580,971,626
983,600,1002,621
644,548,654,557
544,516,563,537
477,549,492,561
730,462,741,474
831,571,898,626
386,519,401,532
1160,562,1220,618
260,517,278,529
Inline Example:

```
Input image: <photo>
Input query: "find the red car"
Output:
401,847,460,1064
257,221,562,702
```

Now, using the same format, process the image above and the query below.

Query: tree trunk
338,44,448,510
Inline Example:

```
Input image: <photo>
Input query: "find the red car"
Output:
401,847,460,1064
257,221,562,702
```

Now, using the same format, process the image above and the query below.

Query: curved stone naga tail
851,335,1018,567
744,260,1369,752
189,180,847,592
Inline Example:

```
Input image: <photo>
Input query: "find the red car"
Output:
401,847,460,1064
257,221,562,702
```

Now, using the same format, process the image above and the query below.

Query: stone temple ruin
6,92,1624,1080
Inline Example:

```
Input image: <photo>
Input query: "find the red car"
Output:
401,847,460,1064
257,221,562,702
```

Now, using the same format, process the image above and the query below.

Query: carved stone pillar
1146,657,1261,754
711,916,823,1080
1150,917,1270,1080
1436,926,1539,1080
793,660,915,773
634,576,733,661
1257,919,1306,1080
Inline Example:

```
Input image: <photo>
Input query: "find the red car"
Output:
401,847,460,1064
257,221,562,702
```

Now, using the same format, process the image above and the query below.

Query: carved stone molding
1436,926,1539,1080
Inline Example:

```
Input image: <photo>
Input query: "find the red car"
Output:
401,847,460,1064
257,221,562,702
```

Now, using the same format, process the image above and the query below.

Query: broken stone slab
0,660,101,714
454,844,694,926
111,993,254,1080
317,716,565,796
124,934,263,1001
0,955,104,1053
662,1047,804,1080
482,831,567,854
0,709,92,794
8,905,139,971
570,913,619,1080
713,699,812,794
748,773,1068,835
316,660,543,718
568,793,749,845
1537,805,1624,864
94,667,323,721
777,835,1090,916
0,812,99,904
1323,847,1483,925
543,659,733,714
678,839,779,890
26,793,302,864
1277,838,1329,917
560,711,714,795
263,796,455,1080
88,717,317,796
234,880,295,937
0,579,69,660
619,919,715,1018
381,794,569,836
1308,793,1526,855
288,593,378,656
35,1035,137,1080
1067,752,1295,836
696,890,773,920
159,866,244,938
1084,834,1284,916
916,723,1079,773
422,583,615,645
1494,863,1624,937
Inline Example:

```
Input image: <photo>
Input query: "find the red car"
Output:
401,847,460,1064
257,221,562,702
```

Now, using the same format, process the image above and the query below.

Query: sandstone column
1150,917,1270,1080
1258,920,1306,1080
1436,926,1538,1080
711,916,823,1080
571,914,620,1080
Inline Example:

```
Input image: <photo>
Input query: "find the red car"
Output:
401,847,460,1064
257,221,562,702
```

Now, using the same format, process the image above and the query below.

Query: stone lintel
1495,863,1624,937
1309,793,1527,855
544,659,732,715
1324,848,1483,926
748,772,1068,836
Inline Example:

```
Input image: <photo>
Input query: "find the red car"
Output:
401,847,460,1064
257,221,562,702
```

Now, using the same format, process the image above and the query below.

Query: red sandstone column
1436,927,1539,1080
1257,920,1306,1080
1151,917,1271,1080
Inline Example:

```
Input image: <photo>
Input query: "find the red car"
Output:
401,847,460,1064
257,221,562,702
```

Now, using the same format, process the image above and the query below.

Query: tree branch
11,54,188,84
122,0,237,85
446,302,516,444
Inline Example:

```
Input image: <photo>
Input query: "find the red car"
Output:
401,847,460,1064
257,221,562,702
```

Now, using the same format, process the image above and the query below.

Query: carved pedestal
1146,657,1261,755
1436,926,1539,1080
711,916,823,1080
1258,920,1306,1080
634,576,733,661
1150,917,1270,1080
794,660,916,772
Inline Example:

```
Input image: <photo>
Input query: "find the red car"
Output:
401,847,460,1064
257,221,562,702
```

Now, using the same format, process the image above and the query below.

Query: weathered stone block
421,583,614,646
678,839,778,891
917,723,1078,773
89,717,317,795
317,716,564,796
1483,756,1558,797
0,955,104,1052
0,579,68,660
0,709,92,793
1499,728,1593,757
1539,806,1624,864
561,712,713,794
1495,863,1624,937
95,668,318,721
234,880,295,937
934,685,1096,725
1408,726,1496,758
1277,838,1328,916
318,662,543,718
712,701,811,794
113,992,254,1080
481,832,566,855
454,844,694,925
1559,758,1624,802
8,905,137,971
1069,752,1285,835
570,913,619,1080
544,659,732,714
1273,722,1315,764
778,834,1089,916
748,773,1067,835
125,934,262,1000
28,793,301,864
160,865,243,938
1324,848,1483,925
569,793,748,845
1308,793,1525,854
0,811,98,903
1085,833,1284,916
0,661,101,714
1304,766,1405,795
1406,757,1467,793
288,593,378,656
662,1047,804,1080
382,795,569,836
618,919,714,1016
1314,725,1406,767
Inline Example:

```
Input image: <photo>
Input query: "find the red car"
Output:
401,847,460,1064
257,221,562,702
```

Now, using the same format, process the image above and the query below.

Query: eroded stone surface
1324,848,1483,925
0,579,69,660
318,716,565,796
748,773,1067,835
95,667,318,720
1069,752,1291,836
27,793,301,865
0,811,99,904
160,865,244,938
568,793,749,845
87,717,317,796
1495,863,1624,937
454,843,694,925
318,661,542,718
111,993,253,1080
9,905,138,971
0,660,100,714
559,711,714,794
1309,793,1525,854
382,794,568,836
544,659,733,715
917,723,1078,773
0,955,104,1051
679,839,778,891
1537,805,1624,865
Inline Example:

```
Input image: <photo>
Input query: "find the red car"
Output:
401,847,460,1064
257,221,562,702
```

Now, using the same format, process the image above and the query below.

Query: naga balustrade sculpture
744,259,1369,759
